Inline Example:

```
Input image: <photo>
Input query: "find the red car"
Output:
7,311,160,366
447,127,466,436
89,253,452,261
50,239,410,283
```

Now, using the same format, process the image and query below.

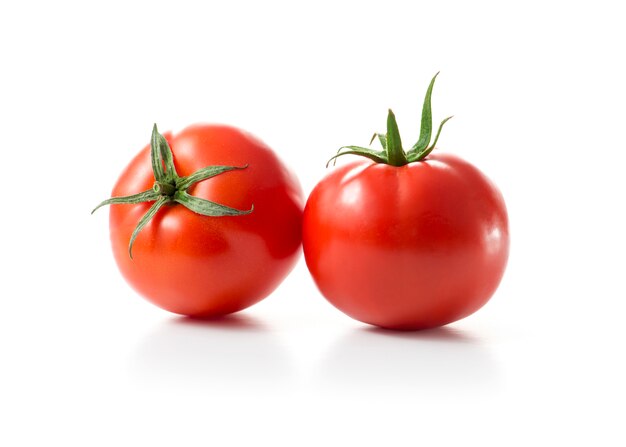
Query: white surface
1,1,625,445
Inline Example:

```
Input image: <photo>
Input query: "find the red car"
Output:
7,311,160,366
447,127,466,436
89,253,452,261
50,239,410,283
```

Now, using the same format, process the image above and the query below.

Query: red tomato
303,155,509,330
102,124,303,316
302,74,509,330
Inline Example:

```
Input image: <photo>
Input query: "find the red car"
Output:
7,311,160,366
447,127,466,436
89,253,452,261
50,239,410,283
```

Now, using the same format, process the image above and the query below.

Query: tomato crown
328,72,453,167
92,125,253,259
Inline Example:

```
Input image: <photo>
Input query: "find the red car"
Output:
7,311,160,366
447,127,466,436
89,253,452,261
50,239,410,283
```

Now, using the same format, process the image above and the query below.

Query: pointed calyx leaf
128,196,169,259
92,189,158,214
409,115,454,161
370,133,387,149
385,109,408,166
151,124,166,182
329,72,452,167
93,124,254,258
176,165,248,191
173,191,253,217
412,72,439,153
326,146,388,167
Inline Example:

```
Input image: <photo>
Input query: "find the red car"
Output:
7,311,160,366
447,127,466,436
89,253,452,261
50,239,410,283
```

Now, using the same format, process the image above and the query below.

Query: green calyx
92,124,253,259
327,72,453,167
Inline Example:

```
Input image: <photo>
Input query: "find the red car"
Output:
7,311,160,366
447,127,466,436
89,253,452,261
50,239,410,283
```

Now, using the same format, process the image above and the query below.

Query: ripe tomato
302,74,509,330
96,124,303,316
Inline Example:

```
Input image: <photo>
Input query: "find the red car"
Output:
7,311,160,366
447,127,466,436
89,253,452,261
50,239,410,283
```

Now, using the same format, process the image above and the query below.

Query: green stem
328,72,452,167
93,124,254,259
153,181,177,196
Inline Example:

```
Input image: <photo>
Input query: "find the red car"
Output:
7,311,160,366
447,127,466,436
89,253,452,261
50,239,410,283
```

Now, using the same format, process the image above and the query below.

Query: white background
1,0,625,445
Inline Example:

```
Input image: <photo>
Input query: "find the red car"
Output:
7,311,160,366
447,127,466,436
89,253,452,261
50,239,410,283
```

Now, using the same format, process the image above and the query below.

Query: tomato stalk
327,72,454,167
93,124,253,258
153,181,177,196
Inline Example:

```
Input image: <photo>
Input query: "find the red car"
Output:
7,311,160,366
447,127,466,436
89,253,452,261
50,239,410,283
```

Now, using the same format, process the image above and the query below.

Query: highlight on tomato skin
94,123,303,317
302,73,509,331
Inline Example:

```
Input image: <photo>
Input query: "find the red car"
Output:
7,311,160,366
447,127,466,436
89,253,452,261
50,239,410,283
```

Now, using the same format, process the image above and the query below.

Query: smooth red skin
109,124,303,317
303,153,509,330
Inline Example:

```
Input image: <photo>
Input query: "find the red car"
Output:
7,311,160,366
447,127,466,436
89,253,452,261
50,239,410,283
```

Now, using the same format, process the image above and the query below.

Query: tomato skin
109,124,303,316
302,153,509,330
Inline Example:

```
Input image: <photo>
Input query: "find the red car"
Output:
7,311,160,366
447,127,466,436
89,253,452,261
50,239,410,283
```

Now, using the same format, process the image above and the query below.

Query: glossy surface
110,124,303,316
303,153,509,330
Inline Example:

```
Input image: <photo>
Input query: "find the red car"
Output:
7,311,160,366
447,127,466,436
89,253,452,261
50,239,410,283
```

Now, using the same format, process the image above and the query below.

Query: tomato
302,74,509,330
95,124,303,316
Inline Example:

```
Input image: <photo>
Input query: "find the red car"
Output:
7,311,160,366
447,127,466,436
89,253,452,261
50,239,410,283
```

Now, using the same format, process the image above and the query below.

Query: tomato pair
94,74,509,330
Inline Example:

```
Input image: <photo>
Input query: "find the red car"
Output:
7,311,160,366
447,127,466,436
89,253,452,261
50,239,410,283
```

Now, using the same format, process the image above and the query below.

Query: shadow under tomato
364,325,480,342
313,324,501,398
177,313,267,330
127,312,294,394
